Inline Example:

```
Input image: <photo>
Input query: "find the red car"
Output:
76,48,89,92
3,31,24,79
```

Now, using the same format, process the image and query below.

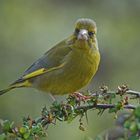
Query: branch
126,90,140,97
77,104,136,110
0,85,140,139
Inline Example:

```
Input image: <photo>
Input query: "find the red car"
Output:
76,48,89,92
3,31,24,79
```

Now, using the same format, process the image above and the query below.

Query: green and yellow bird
0,18,100,96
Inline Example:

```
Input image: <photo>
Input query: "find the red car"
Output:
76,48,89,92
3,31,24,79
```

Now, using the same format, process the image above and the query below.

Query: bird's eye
88,31,94,37
75,28,80,34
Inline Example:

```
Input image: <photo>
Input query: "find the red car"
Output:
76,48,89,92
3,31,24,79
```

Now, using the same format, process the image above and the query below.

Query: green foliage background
0,0,140,139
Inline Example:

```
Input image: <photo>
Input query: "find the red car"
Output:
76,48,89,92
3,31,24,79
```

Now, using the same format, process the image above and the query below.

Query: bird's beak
78,29,88,40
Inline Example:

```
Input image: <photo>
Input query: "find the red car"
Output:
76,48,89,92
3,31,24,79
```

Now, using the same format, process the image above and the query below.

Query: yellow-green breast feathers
0,18,100,96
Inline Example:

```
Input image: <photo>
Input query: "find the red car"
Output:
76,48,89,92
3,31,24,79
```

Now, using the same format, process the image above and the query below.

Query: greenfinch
0,18,100,96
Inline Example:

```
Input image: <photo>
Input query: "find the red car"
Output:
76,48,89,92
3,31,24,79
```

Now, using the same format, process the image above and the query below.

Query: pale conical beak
78,29,88,40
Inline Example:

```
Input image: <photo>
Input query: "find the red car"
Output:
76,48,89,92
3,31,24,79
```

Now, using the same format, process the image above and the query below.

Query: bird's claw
70,92,91,102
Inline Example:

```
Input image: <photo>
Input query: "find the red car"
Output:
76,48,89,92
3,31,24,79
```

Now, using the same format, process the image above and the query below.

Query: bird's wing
12,40,72,84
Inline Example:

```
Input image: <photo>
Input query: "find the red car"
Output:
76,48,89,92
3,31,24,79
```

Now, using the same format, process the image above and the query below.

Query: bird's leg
49,94,56,102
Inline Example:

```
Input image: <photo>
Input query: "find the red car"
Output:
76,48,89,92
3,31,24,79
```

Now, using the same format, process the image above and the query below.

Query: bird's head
75,18,96,40
72,18,98,50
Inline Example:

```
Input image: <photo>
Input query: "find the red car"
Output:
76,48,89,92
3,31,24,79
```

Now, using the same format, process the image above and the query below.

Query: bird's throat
76,39,90,50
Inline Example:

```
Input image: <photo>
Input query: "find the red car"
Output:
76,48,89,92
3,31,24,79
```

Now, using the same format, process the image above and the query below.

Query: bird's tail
0,87,14,96
0,79,31,96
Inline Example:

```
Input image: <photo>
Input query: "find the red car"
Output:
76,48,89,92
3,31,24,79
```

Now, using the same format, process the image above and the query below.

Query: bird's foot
70,92,91,102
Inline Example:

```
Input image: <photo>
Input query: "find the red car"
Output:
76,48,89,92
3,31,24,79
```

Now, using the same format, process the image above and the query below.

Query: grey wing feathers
23,56,49,76
22,40,72,77
11,40,72,85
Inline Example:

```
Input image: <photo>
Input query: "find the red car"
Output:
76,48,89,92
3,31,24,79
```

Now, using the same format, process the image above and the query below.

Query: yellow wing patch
23,68,46,79
22,63,65,80
13,80,32,87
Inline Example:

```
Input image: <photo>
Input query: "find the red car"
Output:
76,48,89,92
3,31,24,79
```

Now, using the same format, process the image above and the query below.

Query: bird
0,18,100,96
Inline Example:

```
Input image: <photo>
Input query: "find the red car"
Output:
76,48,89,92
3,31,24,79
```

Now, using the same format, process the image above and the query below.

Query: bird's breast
33,48,100,95
61,48,100,89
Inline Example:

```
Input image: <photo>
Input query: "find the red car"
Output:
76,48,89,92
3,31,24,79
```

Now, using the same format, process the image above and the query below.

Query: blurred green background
0,0,140,139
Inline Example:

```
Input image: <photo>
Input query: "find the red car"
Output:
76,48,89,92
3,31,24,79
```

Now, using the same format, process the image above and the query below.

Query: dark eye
75,28,80,34
88,31,94,37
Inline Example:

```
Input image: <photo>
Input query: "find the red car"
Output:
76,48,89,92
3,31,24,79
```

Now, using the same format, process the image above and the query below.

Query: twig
126,90,140,97
76,104,136,110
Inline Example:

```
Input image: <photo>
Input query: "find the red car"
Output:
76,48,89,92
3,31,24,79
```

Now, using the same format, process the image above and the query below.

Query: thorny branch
0,85,140,139
76,104,136,110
